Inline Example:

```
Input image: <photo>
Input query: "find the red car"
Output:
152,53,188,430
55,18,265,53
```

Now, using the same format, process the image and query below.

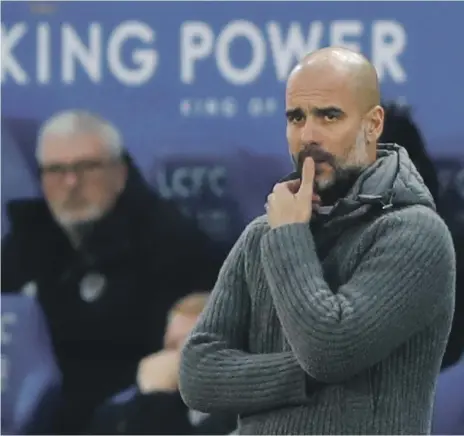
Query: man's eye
42,165,65,174
290,114,304,123
324,114,337,122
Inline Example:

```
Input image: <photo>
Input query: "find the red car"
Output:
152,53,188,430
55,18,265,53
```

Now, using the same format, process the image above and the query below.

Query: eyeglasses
39,159,115,181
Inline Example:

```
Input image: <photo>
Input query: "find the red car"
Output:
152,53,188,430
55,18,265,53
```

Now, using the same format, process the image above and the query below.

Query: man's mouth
297,146,336,177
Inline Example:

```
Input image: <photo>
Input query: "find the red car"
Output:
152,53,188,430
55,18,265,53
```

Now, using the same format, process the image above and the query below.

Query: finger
298,157,315,198
272,182,288,193
273,182,299,197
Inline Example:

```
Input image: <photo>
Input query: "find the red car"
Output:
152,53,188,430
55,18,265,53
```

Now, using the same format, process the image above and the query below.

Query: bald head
289,47,380,112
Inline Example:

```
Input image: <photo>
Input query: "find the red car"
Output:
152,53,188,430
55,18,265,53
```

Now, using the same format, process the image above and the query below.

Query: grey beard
292,154,366,189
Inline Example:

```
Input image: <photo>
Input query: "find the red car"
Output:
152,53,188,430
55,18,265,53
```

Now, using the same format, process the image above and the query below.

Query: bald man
179,47,455,435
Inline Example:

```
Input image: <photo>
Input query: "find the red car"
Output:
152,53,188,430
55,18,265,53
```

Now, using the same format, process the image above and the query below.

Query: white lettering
265,97,277,114
330,20,363,52
204,98,219,115
268,21,323,81
372,21,407,83
62,23,101,84
155,169,173,198
1,20,408,85
190,167,208,197
37,23,51,84
216,20,266,85
173,167,197,199
249,97,264,117
107,21,158,86
1,23,28,84
208,166,226,196
180,22,214,84
180,99,192,116
221,97,238,117
155,166,226,199
157,167,193,199
248,97,277,117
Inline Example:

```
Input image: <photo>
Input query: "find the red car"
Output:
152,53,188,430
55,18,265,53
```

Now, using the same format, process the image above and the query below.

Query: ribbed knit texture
179,144,456,435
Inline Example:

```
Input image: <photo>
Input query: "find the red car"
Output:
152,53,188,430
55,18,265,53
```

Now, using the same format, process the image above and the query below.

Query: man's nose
300,119,317,144
62,171,78,187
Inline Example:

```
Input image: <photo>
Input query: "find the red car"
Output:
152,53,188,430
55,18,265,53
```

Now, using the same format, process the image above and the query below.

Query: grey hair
36,110,123,163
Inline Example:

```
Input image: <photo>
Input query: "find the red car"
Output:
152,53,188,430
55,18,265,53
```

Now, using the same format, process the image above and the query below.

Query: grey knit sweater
179,144,456,435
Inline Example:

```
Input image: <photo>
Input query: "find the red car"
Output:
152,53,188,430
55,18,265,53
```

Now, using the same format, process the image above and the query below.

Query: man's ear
366,105,385,143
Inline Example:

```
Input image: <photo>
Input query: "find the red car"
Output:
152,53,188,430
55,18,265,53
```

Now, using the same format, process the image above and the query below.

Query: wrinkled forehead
40,133,110,164
285,65,359,112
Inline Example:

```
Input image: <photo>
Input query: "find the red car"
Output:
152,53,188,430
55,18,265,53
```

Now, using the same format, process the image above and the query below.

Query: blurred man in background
89,291,236,435
1,110,226,434
380,102,464,369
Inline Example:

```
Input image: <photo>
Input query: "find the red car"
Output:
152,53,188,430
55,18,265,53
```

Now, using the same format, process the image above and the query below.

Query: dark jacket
432,354,464,435
380,103,441,205
89,388,237,435
1,154,227,434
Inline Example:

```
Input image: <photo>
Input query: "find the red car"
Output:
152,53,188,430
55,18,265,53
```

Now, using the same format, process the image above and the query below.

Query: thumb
297,157,315,198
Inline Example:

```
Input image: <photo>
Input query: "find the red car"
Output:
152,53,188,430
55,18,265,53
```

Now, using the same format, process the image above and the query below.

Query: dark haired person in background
89,292,237,435
380,102,440,203
380,102,464,369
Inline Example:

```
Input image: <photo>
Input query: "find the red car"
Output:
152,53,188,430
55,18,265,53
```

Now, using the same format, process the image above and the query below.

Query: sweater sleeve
260,206,456,383
179,220,311,415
